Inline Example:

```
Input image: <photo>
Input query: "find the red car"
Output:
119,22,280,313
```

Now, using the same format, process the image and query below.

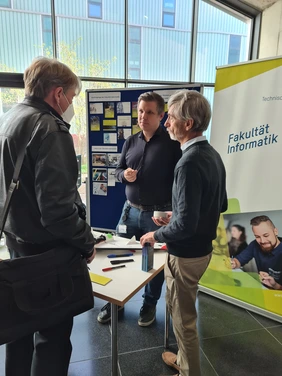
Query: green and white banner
200,57,282,321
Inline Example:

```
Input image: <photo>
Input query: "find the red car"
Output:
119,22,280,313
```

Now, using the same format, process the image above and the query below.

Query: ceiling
240,0,279,10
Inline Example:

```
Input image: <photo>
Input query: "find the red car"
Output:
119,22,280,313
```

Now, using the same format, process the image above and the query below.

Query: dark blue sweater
154,140,227,258
236,238,282,284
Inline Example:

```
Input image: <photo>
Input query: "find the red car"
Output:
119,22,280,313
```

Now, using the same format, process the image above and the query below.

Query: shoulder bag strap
0,112,46,239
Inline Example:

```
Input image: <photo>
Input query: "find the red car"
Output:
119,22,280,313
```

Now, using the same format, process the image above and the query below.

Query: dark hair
137,91,165,115
231,224,246,242
250,215,275,228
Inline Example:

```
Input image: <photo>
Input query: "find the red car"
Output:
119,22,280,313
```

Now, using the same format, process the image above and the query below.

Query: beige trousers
165,252,212,376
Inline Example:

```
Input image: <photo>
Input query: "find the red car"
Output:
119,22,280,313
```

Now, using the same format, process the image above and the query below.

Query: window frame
162,0,176,28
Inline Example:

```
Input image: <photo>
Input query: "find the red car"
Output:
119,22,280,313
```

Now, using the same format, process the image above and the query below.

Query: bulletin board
86,85,203,231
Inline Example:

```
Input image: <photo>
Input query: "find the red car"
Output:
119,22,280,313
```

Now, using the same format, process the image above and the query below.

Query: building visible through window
228,34,241,64
88,0,102,19
163,0,176,28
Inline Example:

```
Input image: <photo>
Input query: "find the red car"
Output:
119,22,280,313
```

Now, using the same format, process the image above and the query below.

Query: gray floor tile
201,329,282,376
197,292,267,339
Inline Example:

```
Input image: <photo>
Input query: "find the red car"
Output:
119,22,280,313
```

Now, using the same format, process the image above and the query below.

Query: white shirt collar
181,135,207,151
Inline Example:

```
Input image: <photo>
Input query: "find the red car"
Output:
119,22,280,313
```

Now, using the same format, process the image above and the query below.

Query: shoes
97,302,124,324
138,303,156,327
162,351,180,372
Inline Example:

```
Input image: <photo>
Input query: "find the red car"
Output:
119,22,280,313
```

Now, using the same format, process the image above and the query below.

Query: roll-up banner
199,57,282,322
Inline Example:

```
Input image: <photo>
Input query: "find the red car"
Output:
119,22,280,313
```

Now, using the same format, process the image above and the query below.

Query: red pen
102,265,126,272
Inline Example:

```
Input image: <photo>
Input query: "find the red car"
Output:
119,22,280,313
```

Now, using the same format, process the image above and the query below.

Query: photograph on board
93,182,108,196
92,168,108,181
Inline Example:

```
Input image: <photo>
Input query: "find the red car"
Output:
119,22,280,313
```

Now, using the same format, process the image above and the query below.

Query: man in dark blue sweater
141,90,227,376
231,215,282,290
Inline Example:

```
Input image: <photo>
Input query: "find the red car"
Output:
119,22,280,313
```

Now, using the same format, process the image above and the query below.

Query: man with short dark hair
231,215,282,290
141,89,227,376
97,91,181,326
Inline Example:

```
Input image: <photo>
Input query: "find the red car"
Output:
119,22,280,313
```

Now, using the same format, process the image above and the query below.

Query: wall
259,0,282,57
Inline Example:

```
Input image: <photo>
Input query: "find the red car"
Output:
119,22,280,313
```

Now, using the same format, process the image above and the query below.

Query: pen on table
110,259,134,265
107,253,134,258
102,265,126,272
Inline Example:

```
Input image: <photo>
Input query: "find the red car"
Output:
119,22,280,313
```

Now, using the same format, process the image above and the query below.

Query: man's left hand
140,232,156,247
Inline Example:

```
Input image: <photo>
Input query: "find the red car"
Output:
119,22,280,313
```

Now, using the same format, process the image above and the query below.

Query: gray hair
137,91,165,115
24,57,81,98
167,90,211,132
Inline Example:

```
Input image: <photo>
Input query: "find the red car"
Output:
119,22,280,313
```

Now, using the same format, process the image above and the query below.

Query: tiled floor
1,243,282,375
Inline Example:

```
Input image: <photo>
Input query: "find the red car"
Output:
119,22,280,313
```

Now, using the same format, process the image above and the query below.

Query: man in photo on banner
0,57,96,376
230,215,282,290
140,90,227,376
96,91,182,326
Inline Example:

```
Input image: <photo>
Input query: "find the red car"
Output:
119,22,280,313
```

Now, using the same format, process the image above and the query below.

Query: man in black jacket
141,90,227,376
0,57,95,376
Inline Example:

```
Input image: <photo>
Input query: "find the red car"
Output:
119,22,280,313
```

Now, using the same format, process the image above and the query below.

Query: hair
24,57,81,98
231,224,246,242
167,90,211,132
137,91,165,115
250,215,275,229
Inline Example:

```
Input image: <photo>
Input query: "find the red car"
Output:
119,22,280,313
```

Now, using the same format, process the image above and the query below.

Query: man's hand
86,248,96,264
124,168,138,182
259,271,282,289
140,232,156,247
225,257,241,269
152,211,172,226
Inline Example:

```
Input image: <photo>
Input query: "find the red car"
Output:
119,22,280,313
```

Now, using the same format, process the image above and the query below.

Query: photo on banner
203,56,282,321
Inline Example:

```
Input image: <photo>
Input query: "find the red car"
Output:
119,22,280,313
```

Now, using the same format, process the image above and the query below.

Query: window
128,26,141,79
88,0,102,19
42,16,53,52
162,0,176,28
228,35,241,64
0,0,11,8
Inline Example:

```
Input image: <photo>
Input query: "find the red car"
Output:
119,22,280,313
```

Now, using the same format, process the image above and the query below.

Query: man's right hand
225,257,241,269
152,211,172,226
124,168,138,182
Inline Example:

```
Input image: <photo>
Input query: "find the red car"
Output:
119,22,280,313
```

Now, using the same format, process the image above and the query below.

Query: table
88,243,167,376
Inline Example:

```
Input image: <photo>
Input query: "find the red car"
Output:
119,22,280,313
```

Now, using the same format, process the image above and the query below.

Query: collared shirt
115,126,181,206
181,135,206,151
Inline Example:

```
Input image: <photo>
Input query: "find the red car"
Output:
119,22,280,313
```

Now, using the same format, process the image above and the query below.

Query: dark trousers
116,201,165,306
5,317,73,376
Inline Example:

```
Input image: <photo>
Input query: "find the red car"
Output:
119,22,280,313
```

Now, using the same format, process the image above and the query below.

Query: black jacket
0,96,94,257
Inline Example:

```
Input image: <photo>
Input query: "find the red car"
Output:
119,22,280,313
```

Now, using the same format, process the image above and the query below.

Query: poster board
86,85,203,230
201,56,282,322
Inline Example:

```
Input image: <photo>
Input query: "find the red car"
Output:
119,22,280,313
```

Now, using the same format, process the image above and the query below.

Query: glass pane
128,0,193,81
0,87,25,115
0,1,52,73
163,0,176,12
195,0,251,83
89,3,102,19
0,0,11,7
228,35,241,64
163,13,175,28
55,0,125,79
